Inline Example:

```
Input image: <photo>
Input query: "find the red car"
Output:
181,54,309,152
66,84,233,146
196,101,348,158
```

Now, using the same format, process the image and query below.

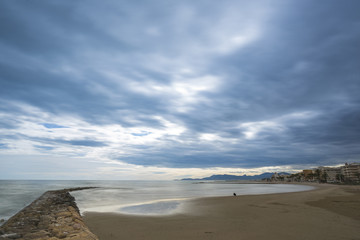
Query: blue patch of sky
65,140,107,147
131,131,152,137
41,123,67,129
34,145,55,151
0,143,8,149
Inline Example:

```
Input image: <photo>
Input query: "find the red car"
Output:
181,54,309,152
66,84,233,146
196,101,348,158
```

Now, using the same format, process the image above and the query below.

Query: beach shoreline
83,183,360,240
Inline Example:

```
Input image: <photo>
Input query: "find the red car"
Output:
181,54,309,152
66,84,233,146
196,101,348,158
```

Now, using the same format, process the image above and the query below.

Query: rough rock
0,187,98,240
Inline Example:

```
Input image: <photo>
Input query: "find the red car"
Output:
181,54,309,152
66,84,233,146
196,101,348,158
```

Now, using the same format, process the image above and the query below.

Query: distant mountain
181,172,290,181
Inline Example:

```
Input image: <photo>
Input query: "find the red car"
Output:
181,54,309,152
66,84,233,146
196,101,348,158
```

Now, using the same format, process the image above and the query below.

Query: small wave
119,201,181,215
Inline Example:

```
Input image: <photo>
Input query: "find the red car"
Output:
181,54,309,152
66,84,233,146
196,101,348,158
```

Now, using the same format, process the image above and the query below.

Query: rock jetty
0,187,99,240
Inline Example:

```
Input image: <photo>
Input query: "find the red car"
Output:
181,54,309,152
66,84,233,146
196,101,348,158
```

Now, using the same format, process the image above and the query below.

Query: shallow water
0,180,314,221
0,180,98,223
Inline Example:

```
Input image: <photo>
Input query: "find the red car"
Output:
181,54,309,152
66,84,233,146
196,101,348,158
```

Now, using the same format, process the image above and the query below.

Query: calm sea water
0,180,314,223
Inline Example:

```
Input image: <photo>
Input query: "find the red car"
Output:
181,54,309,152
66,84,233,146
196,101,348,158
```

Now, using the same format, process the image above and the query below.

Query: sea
0,180,314,224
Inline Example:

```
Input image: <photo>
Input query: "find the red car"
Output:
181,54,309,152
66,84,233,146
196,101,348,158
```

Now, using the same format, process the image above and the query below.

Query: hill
181,172,290,181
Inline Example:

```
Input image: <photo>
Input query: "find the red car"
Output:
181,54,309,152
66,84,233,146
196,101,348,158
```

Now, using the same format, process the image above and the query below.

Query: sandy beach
83,184,360,240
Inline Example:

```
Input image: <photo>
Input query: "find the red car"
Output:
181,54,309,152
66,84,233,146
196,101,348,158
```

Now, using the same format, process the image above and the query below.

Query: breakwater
0,187,99,240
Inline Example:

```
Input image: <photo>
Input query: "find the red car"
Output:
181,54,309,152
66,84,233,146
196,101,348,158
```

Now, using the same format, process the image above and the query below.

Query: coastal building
270,173,289,181
271,172,279,182
303,170,313,180
318,167,342,183
342,163,360,182
266,163,360,183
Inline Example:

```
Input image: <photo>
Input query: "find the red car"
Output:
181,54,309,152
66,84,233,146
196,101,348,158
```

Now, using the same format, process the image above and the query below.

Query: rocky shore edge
0,187,99,240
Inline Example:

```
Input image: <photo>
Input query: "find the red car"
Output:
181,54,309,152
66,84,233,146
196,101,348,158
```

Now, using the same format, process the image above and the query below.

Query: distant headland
181,172,290,181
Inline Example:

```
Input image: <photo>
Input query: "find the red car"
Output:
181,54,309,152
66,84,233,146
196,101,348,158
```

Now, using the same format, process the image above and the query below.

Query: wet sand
83,184,360,240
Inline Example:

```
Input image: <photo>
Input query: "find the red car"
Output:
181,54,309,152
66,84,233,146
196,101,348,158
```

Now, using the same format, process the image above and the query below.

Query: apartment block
342,163,360,182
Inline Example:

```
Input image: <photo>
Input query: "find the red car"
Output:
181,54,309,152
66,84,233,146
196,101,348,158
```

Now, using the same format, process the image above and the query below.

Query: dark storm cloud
288,107,360,146
115,137,325,168
0,1,130,56
1,0,360,171
211,0,360,119
0,1,167,127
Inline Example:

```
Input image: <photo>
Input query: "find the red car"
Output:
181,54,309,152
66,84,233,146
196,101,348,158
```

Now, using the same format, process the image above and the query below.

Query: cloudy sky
1,0,359,180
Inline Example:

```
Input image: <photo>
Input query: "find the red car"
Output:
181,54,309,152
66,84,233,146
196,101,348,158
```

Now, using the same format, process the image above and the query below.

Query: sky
0,0,360,180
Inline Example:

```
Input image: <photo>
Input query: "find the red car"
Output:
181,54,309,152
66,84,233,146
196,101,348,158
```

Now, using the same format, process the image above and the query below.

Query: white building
342,163,360,182
317,167,342,182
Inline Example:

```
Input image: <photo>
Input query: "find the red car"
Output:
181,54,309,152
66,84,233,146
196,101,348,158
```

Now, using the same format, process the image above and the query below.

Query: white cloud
238,111,319,140
0,102,189,162
126,74,221,113
214,29,260,54
240,121,282,140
